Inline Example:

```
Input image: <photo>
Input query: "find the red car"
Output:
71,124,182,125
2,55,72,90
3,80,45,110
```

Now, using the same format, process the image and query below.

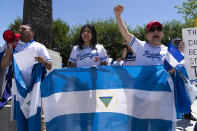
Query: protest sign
182,27,197,85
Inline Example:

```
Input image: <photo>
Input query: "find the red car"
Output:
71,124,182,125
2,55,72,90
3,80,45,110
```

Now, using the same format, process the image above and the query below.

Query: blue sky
0,0,184,45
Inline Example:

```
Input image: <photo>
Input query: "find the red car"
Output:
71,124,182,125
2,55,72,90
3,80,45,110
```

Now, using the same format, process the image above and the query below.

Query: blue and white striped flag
0,65,12,108
0,44,12,108
163,42,194,116
12,56,42,131
41,66,177,131
164,42,184,72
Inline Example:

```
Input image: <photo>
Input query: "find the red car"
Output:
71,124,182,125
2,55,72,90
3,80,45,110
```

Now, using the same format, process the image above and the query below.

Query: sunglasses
174,44,180,49
149,27,162,32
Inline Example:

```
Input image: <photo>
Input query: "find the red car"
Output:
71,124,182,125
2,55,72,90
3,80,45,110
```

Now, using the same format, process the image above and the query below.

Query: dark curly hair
78,24,97,50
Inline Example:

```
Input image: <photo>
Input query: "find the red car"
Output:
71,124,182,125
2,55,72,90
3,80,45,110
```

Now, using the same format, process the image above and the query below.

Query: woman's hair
78,24,97,50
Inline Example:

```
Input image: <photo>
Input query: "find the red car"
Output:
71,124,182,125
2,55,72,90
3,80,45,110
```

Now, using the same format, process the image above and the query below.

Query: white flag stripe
165,53,180,67
15,82,41,119
42,89,175,122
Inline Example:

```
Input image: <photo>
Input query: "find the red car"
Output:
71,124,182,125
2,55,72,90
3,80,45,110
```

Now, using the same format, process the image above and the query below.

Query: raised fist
114,5,124,17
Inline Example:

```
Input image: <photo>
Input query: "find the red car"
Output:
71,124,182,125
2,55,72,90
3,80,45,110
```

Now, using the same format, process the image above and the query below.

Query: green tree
162,20,186,45
52,19,70,65
175,0,197,27
91,18,123,59
8,17,22,33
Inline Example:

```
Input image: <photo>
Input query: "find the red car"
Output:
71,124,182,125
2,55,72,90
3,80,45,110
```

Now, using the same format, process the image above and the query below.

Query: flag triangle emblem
26,100,31,105
99,96,113,107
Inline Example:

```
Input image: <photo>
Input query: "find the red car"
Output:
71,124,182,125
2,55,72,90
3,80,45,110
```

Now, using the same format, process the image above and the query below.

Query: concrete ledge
48,49,62,69
0,105,17,131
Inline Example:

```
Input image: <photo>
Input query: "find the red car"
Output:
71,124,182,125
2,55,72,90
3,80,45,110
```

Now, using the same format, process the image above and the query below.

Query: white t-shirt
107,58,114,65
112,60,124,66
129,37,167,65
15,40,51,86
69,44,108,67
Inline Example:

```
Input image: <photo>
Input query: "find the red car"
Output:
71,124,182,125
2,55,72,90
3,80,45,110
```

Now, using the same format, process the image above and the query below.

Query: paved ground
177,100,197,131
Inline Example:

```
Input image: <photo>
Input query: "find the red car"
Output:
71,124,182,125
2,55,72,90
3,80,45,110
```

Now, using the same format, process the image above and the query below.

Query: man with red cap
114,5,167,65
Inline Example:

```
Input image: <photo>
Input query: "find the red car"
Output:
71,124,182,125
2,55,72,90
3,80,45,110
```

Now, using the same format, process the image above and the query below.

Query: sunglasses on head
149,27,162,32
174,41,181,48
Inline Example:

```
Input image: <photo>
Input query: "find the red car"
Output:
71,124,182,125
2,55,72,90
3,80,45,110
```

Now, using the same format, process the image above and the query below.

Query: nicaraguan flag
41,66,178,131
164,42,184,72
0,65,12,108
0,45,12,108
12,55,42,131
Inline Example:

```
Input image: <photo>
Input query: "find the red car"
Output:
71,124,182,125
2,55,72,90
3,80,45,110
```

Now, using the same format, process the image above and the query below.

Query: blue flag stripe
42,88,175,123
41,66,171,97
46,113,173,131
13,54,42,131
163,60,173,72
13,58,42,97
41,66,179,130
167,43,184,63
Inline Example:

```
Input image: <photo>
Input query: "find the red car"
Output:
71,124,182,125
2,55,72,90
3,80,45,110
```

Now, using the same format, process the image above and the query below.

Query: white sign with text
182,27,197,85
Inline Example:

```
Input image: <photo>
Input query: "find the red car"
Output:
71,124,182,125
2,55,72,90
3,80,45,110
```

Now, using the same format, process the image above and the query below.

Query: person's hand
7,42,14,50
122,40,128,46
35,56,46,64
114,5,124,17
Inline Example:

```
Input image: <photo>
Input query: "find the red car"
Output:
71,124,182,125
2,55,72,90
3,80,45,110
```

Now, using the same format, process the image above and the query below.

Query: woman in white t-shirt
68,24,108,67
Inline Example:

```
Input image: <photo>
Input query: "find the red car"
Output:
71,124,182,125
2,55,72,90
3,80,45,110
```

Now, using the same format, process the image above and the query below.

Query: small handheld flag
164,42,184,72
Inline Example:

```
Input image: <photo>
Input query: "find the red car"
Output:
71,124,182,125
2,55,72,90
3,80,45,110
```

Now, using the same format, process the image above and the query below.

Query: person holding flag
114,4,195,124
0,42,7,96
68,24,108,68
1,22,52,85
0,42,11,108
172,38,197,121
114,5,167,66
1,22,52,131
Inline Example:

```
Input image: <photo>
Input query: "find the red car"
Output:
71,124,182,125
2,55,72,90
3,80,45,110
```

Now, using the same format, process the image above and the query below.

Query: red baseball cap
146,20,162,33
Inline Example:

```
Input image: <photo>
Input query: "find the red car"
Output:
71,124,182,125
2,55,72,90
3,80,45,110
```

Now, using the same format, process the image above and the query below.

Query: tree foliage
175,0,197,27
52,19,70,64
8,17,22,33
90,18,123,59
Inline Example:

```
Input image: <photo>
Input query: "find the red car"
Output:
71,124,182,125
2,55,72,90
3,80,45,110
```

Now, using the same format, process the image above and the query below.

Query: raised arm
114,5,133,43
122,40,128,59
122,47,127,59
